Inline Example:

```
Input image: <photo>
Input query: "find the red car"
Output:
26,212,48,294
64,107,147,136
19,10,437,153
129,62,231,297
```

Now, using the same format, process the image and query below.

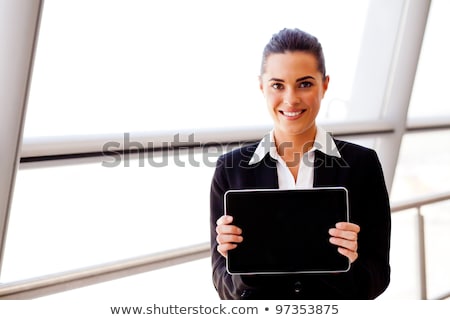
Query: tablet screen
224,187,350,275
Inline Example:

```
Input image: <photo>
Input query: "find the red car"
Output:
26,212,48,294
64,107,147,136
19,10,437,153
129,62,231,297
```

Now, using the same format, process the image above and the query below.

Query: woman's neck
273,125,317,162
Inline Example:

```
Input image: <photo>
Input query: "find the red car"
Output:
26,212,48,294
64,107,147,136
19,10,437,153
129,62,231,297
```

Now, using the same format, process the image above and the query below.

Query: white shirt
249,126,341,189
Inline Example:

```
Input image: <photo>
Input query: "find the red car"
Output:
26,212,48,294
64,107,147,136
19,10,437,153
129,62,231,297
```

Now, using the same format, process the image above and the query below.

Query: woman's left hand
328,222,361,264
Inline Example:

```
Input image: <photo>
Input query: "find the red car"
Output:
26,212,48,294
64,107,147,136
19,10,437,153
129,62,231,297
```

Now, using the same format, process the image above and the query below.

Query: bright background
1,0,449,301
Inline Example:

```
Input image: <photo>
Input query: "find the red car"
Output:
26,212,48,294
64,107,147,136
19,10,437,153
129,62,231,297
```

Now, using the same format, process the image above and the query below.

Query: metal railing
0,191,449,300
390,191,450,300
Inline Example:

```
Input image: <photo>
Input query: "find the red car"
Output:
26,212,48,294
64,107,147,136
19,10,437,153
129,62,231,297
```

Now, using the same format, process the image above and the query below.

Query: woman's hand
215,215,243,258
328,222,361,263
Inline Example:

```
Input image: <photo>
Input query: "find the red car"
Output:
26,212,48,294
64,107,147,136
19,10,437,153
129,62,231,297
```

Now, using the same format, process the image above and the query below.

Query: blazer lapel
313,150,340,187
252,154,278,189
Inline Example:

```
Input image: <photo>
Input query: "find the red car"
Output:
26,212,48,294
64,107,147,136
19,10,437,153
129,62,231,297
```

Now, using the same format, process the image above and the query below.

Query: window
407,0,450,119
6,0,372,282
391,130,450,202
24,0,370,137
4,151,215,281
5,0,445,302
385,129,450,298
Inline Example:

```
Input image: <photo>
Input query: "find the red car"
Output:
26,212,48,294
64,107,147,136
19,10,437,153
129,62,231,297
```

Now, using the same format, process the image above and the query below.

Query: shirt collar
249,126,341,165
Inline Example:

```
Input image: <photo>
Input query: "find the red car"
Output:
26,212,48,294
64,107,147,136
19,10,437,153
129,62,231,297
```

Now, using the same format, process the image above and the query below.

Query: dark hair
260,28,326,79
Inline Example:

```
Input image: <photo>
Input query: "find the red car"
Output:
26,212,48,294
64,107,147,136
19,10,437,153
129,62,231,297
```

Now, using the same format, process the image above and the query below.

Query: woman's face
259,51,329,140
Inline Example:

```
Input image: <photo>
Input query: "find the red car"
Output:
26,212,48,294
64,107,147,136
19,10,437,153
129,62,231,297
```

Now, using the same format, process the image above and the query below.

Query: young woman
210,28,391,299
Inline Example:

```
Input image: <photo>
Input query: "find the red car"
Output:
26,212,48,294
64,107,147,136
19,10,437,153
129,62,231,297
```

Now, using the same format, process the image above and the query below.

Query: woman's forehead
263,51,320,77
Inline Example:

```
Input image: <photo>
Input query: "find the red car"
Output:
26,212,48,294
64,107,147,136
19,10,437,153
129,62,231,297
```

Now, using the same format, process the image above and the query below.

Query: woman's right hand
215,215,243,258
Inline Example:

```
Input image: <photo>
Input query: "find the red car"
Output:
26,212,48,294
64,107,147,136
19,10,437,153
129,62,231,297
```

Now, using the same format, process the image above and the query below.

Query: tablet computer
224,187,350,275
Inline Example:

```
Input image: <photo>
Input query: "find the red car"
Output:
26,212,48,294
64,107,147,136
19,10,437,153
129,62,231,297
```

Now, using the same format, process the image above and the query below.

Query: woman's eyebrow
268,76,316,82
296,76,315,82
268,77,285,82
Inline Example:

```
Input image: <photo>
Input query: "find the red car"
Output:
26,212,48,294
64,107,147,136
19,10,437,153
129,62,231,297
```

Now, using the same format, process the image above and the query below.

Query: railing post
417,207,428,299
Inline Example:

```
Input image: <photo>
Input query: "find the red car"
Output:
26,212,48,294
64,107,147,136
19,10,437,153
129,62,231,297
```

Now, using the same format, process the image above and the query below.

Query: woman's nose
283,89,300,106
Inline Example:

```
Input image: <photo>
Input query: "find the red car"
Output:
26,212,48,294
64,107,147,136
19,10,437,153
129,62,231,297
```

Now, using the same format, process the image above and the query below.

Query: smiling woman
211,28,391,300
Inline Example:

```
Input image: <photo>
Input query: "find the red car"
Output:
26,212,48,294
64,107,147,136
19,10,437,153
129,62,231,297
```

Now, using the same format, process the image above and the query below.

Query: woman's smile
279,109,307,119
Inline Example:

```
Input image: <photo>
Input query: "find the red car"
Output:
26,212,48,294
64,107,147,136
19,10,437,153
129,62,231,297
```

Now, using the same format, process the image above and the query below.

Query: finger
217,243,237,258
335,222,360,233
216,224,242,236
216,215,233,226
328,228,358,241
337,246,358,264
329,237,358,252
216,234,243,245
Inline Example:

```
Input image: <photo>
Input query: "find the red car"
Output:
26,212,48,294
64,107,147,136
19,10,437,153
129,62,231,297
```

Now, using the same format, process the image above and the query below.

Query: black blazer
210,138,391,299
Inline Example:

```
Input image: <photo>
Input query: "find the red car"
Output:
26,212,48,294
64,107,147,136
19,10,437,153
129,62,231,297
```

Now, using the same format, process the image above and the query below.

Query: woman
210,28,391,299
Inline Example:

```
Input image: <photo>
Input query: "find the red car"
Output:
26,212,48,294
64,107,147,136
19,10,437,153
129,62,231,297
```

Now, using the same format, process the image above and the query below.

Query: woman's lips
280,109,306,118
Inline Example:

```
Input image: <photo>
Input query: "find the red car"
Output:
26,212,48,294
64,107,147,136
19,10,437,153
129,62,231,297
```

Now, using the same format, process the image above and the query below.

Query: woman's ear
322,75,330,97
258,75,264,94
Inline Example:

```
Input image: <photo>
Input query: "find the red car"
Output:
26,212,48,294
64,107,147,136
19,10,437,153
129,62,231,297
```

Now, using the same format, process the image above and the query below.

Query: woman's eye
299,81,313,88
271,83,284,90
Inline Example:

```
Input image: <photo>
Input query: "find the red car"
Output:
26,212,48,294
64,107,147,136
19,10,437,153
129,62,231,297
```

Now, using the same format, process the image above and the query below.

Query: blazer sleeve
347,148,391,299
209,155,252,299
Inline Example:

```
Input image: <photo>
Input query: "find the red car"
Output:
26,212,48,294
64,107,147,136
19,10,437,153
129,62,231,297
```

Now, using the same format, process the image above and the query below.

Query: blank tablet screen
224,187,350,275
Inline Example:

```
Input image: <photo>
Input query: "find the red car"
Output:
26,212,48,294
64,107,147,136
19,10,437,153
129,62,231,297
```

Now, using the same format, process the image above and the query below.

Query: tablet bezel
224,187,350,275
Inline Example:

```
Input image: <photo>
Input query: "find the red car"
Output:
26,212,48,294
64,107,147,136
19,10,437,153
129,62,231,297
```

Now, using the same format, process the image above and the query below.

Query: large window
391,0,450,202
4,152,216,281
3,0,448,303
387,0,450,299
23,0,370,137
386,129,450,299
5,0,372,283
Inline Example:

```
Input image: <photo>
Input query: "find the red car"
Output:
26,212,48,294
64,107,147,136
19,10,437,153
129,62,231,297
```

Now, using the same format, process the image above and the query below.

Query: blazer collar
249,126,341,165
252,151,342,189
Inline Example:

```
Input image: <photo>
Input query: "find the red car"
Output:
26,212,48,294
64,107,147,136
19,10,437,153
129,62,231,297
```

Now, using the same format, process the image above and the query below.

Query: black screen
225,187,350,274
